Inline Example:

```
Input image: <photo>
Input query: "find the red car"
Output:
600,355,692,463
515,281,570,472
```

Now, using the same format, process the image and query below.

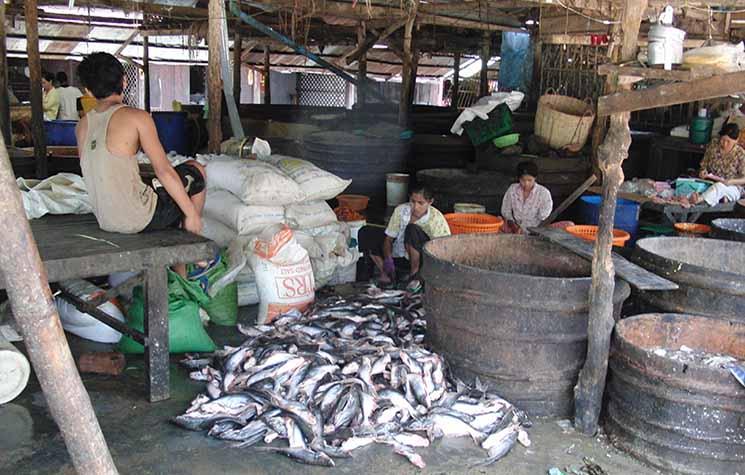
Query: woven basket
565,225,630,247
534,94,595,150
445,213,504,235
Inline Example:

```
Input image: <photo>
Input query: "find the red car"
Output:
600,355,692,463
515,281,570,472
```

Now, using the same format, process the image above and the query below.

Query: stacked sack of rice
199,153,358,306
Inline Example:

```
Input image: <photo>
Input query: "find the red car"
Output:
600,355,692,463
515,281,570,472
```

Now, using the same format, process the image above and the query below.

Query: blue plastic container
578,195,641,243
43,120,78,146
152,111,188,155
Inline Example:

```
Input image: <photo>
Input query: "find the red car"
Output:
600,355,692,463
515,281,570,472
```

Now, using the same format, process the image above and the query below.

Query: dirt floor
0,305,661,475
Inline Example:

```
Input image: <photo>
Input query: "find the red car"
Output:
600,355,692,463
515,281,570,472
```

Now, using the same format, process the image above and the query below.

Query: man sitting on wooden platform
75,53,207,274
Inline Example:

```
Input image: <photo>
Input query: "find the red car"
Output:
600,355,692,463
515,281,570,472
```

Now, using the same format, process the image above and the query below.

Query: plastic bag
18,173,92,219
249,225,315,324
188,254,238,327
55,279,125,343
683,42,745,72
119,270,216,354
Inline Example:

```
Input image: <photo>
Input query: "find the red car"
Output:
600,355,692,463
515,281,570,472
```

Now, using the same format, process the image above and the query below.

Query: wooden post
356,21,367,107
408,49,419,108
0,1,10,145
574,0,647,436
207,0,222,153
263,45,271,105
479,32,490,98
0,136,118,474
143,34,151,112
398,1,418,127
25,0,48,178
451,51,460,110
233,30,242,105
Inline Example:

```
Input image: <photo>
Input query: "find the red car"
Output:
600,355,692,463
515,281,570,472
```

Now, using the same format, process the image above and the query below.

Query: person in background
501,161,553,234
692,123,745,206
76,52,206,275
56,71,83,120
358,186,450,285
41,71,60,120
7,87,19,105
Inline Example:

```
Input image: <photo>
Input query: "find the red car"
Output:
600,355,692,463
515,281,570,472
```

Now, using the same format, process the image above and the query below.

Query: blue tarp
499,32,533,94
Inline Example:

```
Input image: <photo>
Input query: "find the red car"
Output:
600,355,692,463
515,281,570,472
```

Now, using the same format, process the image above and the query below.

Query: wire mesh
297,73,347,107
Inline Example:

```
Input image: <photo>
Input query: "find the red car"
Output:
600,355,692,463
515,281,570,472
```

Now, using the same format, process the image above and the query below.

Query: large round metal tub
633,237,745,323
711,218,745,242
606,313,745,474
416,168,512,214
422,234,630,417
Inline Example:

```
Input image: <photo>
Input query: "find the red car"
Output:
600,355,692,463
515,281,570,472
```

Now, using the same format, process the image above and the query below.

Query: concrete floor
1,305,661,475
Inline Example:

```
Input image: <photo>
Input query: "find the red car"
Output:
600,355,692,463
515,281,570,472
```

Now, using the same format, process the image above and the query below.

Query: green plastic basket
462,103,513,146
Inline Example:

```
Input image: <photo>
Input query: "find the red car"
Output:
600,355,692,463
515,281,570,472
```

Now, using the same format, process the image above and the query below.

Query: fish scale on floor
174,286,531,468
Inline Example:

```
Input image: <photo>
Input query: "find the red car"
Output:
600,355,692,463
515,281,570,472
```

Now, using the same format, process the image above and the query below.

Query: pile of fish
175,287,531,468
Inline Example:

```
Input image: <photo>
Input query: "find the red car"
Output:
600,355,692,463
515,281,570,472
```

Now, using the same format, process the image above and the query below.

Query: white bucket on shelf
386,173,409,207
648,24,686,66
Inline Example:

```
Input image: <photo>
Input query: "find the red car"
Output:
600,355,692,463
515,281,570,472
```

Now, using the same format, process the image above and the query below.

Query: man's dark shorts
144,163,205,231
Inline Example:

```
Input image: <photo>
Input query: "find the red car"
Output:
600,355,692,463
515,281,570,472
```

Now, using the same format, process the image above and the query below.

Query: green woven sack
188,254,238,327
119,270,216,354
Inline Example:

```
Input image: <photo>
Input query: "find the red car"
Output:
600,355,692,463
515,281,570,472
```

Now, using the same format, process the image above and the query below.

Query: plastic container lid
0,347,31,404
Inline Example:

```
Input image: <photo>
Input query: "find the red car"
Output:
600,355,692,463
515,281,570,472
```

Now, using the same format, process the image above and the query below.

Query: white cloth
450,91,525,136
501,183,553,230
57,86,83,121
701,182,743,206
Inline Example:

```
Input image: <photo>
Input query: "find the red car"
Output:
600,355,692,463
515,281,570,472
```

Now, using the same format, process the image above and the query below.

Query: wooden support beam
479,32,490,98
207,0,222,153
143,34,151,112
0,137,118,474
451,51,460,110
356,22,367,107
598,70,745,117
398,1,418,128
541,174,597,226
263,45,271,105
233,30,242,105
596,63,717,81
25,0,47,178
575,0,647,437
345,18,406,66
409,49,419,109
0,1,10,145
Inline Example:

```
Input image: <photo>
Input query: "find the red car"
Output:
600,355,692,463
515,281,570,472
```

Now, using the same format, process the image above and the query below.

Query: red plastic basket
566,225,630,247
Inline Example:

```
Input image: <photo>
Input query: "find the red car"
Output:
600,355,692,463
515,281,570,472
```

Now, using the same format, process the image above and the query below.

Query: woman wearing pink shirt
501,161,553,234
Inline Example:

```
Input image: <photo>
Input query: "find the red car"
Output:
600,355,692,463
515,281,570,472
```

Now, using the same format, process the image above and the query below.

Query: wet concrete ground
1,304,660,475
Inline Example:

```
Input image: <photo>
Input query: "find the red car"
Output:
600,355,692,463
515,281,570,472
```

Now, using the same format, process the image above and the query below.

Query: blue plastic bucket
152,111,188,155
578,195,641,242
43,120,78,146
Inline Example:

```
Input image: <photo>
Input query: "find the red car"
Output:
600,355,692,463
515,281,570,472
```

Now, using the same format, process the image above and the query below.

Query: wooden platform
0,214,218,402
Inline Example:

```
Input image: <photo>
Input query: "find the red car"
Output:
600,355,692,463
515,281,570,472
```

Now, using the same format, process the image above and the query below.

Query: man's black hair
56,71,69,87
78,52,125,99
719,122,740,140
516,160,539,179
410,185,434,201
42,71,56,83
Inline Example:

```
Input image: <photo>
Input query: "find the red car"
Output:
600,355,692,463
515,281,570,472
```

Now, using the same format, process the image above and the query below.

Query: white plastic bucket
454,203,486,214
346,220,366,252
0,334,30,404
648,24,686,65
386,173,409,207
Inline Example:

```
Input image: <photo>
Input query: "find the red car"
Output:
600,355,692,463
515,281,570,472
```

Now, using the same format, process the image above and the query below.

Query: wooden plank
597,63,719,81
25,0,47,178
207,0,222,153
357,22,367,107
541,175,597,226
451,51,460,110
345,18,406,66
398,2,417,128
263,45,271,105
143,34,151,112
233,30,242,105
530,227,678,291
598,70,745,117
479,32,490,98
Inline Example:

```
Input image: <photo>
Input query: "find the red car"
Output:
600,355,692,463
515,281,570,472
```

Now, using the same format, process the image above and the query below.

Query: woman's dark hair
42,71,56,83
410,185,434,201
516,160,539,179
78,52,125,99
719,123,740,140
56,71,69,87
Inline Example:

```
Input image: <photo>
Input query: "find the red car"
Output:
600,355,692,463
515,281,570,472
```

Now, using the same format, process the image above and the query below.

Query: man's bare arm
136,110,202,233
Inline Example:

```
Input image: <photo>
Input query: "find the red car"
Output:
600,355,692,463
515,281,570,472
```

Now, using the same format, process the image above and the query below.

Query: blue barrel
152,111,188,155
43,120,78,146
578,195,641,242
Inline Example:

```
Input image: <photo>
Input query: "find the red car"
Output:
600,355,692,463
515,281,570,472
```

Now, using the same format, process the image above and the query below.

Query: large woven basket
534,94,595,150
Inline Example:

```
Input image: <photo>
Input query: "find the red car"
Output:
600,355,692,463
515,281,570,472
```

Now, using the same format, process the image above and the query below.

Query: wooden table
0,214,217,402
587,186,735,224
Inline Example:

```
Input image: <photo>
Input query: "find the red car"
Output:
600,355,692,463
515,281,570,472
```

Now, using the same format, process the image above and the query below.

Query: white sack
203,189,285,235
285,201,338,229
266,155,351,201
201,216,239,248
205,158,306,206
